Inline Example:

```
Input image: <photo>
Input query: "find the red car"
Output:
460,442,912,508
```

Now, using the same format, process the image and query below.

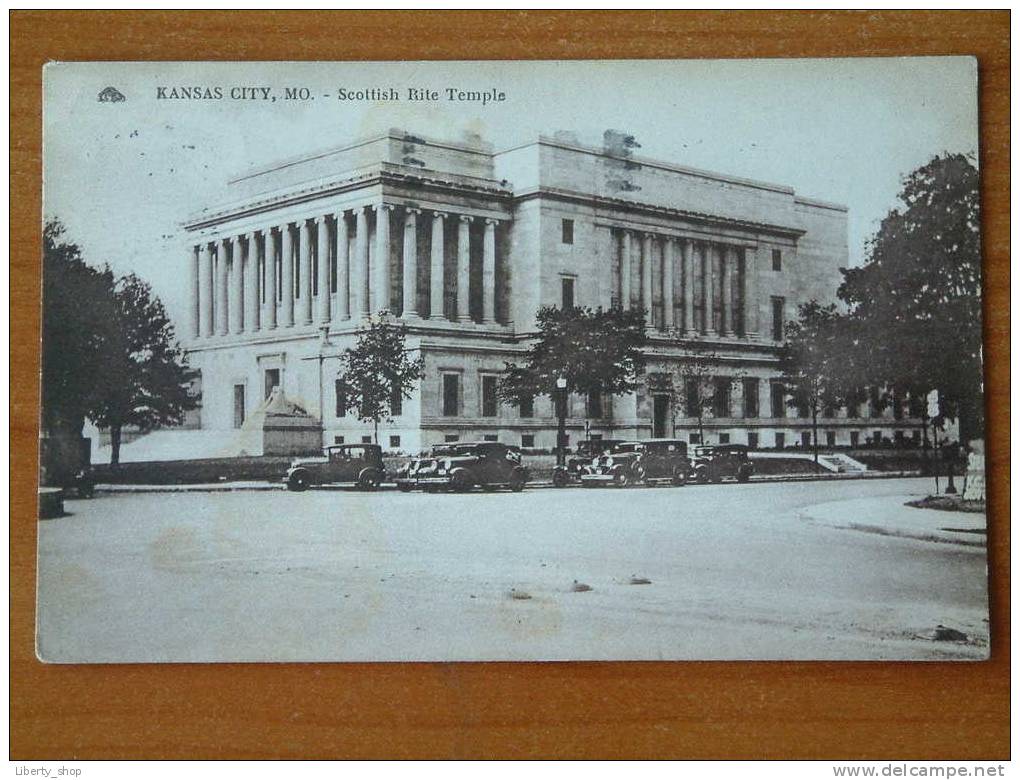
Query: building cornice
182,163,513,232
514,186,806,239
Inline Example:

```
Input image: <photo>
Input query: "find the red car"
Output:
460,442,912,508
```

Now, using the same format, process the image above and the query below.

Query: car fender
357,466,382,482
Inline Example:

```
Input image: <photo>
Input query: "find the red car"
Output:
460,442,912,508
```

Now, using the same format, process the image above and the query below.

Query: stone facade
182,129,926,454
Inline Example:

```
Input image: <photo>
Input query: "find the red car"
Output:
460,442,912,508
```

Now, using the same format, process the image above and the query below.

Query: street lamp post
555,376,568,467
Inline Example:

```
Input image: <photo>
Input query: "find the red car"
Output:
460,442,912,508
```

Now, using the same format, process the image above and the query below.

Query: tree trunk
110,423,122,467
811,407,818,465
374,419,379,445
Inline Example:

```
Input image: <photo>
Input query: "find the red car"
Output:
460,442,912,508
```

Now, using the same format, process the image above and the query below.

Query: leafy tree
90,274,198,465
665,339,732,443
41,219,118,439
838,153,983,441
497,305,647,431
336,316,426,444
776,301,846,463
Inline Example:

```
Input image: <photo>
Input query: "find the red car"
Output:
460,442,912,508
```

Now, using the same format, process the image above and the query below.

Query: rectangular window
823,402,836,419
561,218,574,245
389,435,401,449
847,399,859,419
713,377,731,419
444,434,459,443
912,429,922,443
481,375,498,417
771,296,785,341
233,384,246,429
390,383,402,417
264,368,280,400
719,432,730,444
334,435,345,444
561,277,575,310
586,391,603,419
849,431,859,448
801,431,812,448
874,430,883,444
518,394,534,418
772,248,782,271
689,433,702,444
442,373,460,416
483,434,498,442
826,430,836,447
775,432,786,449
743,378,759,419
335,379,348,418
908,395,924,418
361,435,372,444
770,381,786,418
748,432,759,449
686,380,700,417
521,434,535,448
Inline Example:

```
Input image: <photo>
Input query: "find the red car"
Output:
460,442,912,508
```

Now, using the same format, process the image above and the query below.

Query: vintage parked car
398,441,528,493
285,443,386,491
552,438,625,488
394,444,460,492
580,439,690,488
689,444,755,483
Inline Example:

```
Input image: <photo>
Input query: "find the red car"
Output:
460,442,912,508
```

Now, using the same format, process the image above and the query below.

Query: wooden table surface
10,10,1010,759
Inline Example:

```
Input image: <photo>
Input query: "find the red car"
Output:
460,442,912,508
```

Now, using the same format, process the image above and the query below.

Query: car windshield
612,443,638,453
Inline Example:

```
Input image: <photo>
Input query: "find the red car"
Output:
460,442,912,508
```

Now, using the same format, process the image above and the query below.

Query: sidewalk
799,494,987,547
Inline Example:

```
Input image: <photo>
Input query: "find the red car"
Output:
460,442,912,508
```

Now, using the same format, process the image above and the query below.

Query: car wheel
358,470,382,490
287,471,309,492
552,469,570,488
671,466,688,487
509,472,526,492
613,468,630,488
450,470,472,493
633,465,647,484
737,470,751,483
77,479,95,499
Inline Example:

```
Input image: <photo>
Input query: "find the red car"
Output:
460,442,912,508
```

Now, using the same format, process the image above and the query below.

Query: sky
43,58,978,331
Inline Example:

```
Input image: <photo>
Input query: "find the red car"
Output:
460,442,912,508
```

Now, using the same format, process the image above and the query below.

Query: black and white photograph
38,58,988,663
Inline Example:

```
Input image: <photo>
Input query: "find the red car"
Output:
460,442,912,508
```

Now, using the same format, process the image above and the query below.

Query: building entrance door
653,394,670,438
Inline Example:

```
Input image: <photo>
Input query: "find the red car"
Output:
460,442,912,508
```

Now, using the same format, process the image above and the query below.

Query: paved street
37,477,988,662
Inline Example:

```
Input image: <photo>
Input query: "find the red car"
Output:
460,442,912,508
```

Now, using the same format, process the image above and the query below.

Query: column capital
459,214,474,224
484,217,500,226
245,231,257,242
314,215,327,225
432,210,447,221
374,202,394,213
404,207,421,217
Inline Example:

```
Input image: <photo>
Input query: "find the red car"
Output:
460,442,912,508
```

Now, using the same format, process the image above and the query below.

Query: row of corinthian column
616,229,759,337
187,204,501,339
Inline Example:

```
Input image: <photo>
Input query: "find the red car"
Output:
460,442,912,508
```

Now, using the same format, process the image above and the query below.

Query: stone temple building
180,128,924,454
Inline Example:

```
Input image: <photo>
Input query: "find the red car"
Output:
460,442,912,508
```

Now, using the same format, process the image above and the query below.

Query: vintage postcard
38,58,988,662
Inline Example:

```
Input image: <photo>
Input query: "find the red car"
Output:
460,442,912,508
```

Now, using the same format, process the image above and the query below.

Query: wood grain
10,10,1009,759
